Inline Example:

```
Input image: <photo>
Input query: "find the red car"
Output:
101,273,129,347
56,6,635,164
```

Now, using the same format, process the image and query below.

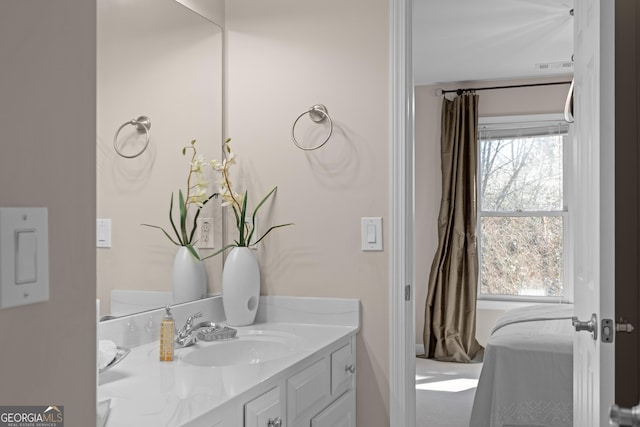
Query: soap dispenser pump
159,305,175,362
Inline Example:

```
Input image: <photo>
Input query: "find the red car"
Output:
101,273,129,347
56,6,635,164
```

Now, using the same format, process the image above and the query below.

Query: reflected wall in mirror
97,0,224,317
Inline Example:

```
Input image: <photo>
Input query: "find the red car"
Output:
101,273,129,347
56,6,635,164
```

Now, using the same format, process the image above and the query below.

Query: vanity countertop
98,296,360,427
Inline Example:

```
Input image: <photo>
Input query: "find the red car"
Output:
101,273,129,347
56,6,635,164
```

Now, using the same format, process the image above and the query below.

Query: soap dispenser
159,305,175,362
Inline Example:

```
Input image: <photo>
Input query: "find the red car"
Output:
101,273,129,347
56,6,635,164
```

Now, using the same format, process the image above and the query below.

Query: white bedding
469,304,574,427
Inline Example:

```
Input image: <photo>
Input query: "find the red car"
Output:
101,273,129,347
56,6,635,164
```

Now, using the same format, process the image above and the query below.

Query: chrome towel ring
291,104,333,151
113,116,151,158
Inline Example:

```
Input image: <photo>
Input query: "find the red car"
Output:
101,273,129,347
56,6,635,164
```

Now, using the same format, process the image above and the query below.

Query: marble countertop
98,296,360,427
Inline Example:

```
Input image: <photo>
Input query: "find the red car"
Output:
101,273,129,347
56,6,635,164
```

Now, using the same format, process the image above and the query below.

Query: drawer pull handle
345,364,355,374
268,416,282,427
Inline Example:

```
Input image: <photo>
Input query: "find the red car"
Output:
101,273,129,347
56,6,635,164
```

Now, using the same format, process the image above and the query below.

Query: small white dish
99,346,130,373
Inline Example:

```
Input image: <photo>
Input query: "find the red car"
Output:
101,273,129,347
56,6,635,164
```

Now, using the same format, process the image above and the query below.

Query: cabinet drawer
331,342,354,396
244,387,283,427
287,358,330,424
311,389,356,427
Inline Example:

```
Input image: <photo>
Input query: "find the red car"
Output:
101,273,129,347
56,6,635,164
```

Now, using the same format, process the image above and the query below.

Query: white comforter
469,304,574,427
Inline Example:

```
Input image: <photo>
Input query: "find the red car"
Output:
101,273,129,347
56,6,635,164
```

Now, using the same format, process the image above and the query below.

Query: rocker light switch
361,217,383,251
15,230,37,284
0,208,49,309
367,225,377,243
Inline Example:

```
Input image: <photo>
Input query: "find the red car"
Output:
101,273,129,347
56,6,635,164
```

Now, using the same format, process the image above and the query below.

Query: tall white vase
172,246,207,304
222,247,260,326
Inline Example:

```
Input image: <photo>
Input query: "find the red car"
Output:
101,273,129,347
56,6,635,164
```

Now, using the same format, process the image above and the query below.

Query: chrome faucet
175,312,237,347
175,312,205,347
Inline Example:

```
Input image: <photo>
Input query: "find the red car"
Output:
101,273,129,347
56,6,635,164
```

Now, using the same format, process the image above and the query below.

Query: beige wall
177,0,225,25
415,77,571,348
225,1,390,424
0,1,96,425
96,0,224,315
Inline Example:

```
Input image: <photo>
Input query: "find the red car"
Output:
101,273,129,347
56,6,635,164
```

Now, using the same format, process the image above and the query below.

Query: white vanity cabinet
99,297,360,427
245,387,284,427
211,335,356,427
286,336,355,427
311,390,355,427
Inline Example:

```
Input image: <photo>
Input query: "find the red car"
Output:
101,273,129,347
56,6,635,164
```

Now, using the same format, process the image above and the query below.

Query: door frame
388,1,621,426
389,0,415,426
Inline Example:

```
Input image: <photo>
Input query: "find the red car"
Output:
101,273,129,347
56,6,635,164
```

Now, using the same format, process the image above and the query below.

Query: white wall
415,77,571,348
0,1,96,424
225,1,391,424
96,0,224,315
177,0,225,25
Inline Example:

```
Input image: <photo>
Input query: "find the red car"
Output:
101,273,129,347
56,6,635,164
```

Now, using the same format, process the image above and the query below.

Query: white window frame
477,114,574,304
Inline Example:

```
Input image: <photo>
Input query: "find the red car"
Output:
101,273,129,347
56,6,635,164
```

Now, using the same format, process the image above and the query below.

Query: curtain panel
423,93,483,363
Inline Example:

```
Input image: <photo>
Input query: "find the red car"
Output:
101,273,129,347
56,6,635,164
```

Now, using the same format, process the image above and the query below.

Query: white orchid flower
211,159,224,171
191,155,207,172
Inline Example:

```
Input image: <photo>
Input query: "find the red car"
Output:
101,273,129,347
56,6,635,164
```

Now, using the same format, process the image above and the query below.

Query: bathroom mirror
96,0,224,317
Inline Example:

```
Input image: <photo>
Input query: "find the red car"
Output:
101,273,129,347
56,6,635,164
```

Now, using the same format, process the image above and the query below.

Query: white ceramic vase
222,247,260,326
172,246,207,304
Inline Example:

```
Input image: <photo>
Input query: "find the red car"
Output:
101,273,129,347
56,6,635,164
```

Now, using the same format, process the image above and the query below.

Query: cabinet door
287,357,329,425
331,343,354,396
311,389,355,427
244,387,283,427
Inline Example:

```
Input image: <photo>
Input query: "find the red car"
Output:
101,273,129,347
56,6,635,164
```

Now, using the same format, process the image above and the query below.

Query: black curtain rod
440,80,572,96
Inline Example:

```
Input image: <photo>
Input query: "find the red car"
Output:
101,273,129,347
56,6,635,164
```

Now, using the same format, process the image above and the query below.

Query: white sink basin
180,335,298,367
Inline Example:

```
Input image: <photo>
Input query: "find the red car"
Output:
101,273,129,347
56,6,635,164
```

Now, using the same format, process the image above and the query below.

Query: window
477,115,571,302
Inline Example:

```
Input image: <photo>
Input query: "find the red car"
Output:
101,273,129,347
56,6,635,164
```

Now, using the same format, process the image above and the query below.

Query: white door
572,2,615,426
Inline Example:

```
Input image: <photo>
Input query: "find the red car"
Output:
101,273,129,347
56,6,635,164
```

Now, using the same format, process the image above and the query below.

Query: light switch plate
361,217,383,251
97,218,112,248
0,208,49,309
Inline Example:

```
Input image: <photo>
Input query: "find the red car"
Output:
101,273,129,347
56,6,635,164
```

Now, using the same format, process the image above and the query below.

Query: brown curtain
423,93,483,363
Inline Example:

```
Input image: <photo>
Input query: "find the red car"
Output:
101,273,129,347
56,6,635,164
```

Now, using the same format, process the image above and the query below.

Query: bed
469,304,575,427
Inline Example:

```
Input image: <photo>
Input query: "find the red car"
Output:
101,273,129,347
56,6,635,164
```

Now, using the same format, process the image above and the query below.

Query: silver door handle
610,403,640,426
572,313,598,340
267,417,282,427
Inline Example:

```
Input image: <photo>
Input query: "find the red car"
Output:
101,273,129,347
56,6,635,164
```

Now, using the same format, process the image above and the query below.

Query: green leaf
187,194,219,244
141,224,182,246
231,205,240,230
185,244,200,261
245,187,277,246
246,219,255,246
182,147,186,156
251,186,277,219
191,139,196,146
168,192,183,246
178,190,189,245
238,191,248,246
199,243,237,260
253,223,294,245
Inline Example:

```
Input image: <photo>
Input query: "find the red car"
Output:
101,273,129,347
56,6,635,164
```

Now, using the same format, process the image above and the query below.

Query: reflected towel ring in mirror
291,104,333,151
113,116,151,158
564,79,574,124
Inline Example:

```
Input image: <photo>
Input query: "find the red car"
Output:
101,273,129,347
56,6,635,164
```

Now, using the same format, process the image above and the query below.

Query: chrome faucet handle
177,312,203,337
175,313,207,347
186,312,203,324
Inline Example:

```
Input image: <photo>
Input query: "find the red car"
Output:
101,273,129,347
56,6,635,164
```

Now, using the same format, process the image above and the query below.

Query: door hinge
404,284,411,301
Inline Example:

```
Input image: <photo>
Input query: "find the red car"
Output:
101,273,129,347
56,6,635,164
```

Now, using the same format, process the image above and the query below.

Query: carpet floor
415,357,483,427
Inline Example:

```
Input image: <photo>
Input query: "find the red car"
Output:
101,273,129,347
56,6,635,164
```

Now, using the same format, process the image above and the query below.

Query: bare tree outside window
479,124,567,299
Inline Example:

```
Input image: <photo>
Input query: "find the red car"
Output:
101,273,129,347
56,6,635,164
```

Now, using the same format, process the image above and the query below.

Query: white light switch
97,219,112,248
367,225,376,243
361,217,383,251
0,207,49,309
15,230,37,284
